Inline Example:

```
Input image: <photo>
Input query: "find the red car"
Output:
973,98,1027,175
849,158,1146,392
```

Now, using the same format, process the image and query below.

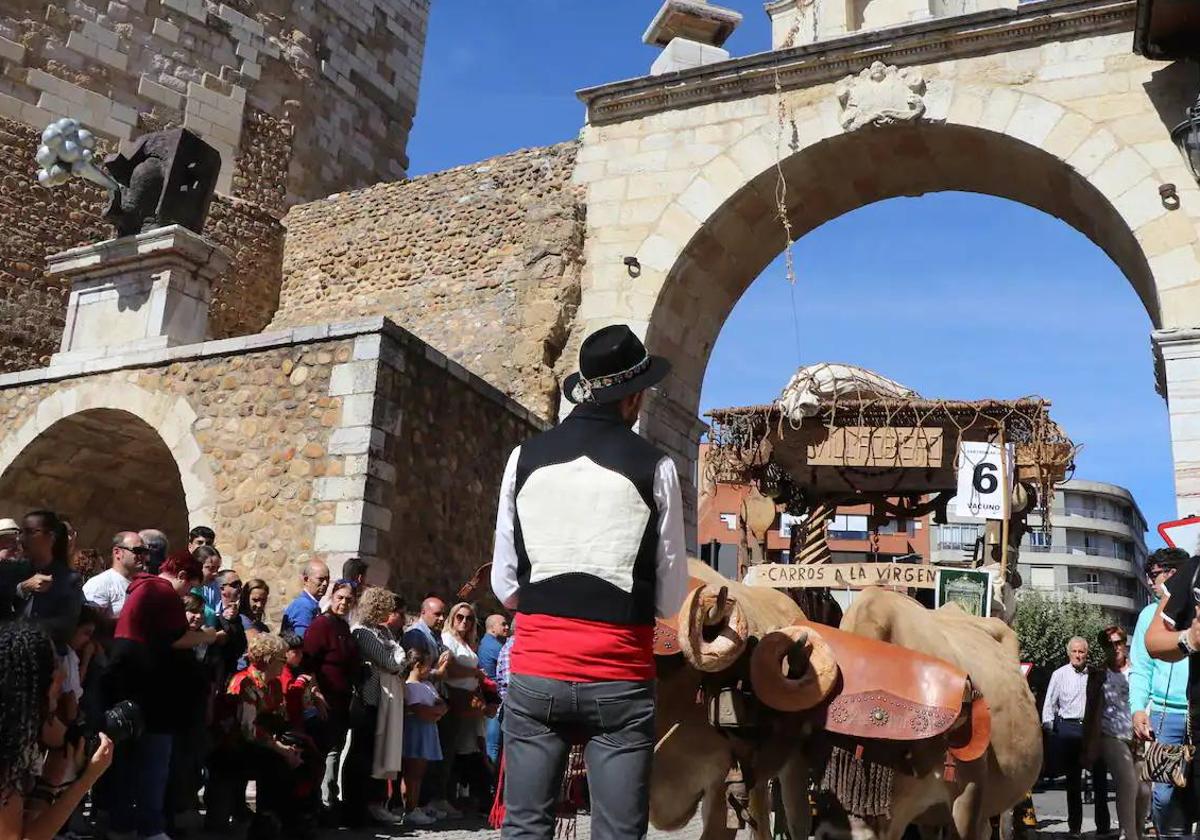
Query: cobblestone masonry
0,0,427,203
274,142,586,422
0,317,541,624
0,115,284,372
371,332,543,607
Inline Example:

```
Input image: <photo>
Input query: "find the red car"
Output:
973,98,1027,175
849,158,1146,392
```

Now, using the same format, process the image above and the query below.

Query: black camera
66,700,145,754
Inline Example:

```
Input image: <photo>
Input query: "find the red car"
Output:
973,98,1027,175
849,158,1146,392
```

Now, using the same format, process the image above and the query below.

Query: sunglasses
124,546,150,556
454,613,473,622
223,580,243,589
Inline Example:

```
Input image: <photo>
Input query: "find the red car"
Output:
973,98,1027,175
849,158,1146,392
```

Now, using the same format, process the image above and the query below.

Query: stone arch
0,384,216,549
596,84,1200,525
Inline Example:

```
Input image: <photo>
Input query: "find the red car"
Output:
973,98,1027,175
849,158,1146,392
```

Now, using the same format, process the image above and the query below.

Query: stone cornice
577,0,1136,125
0,316,550,430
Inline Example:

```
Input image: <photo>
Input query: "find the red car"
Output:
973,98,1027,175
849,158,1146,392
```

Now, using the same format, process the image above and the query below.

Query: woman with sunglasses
302,579,362,817
1085,626,1148,840
439,602,487,813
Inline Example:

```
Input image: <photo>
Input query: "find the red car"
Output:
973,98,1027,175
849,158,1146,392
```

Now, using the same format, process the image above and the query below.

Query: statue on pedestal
35,118,221,238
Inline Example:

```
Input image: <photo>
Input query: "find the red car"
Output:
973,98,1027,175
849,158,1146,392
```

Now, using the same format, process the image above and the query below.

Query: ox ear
750,624,840,713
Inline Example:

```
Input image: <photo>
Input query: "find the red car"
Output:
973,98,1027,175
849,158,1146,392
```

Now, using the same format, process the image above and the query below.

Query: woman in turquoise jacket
1129,548,1192,839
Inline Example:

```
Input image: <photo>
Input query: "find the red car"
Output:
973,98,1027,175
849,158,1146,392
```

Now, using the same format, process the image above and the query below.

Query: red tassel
489,750,507,829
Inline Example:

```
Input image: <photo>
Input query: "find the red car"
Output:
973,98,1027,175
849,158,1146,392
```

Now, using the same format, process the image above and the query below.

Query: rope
797,502,835,564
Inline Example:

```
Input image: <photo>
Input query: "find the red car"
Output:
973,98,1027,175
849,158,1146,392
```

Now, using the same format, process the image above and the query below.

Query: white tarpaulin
777,363,919,423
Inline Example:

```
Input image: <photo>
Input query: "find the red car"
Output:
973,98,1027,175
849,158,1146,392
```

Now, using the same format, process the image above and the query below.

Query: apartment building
930,479,1151,626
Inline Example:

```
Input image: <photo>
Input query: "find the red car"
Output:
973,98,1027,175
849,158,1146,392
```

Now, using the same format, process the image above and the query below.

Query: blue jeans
486,709,503,765
110,732,173,837
503,674,655,840
1152,712,1195,839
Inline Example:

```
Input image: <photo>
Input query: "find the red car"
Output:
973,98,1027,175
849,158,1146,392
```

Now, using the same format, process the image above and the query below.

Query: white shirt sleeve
1041,668,1060,725
490,447,521,610
82,572,117,617
653,455,689,620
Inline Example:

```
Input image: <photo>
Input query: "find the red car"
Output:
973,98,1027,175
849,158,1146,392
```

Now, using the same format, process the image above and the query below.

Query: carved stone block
836,61,927,131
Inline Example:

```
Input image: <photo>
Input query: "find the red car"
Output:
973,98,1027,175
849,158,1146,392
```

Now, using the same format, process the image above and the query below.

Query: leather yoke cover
799,620,969,742
948,692,991,762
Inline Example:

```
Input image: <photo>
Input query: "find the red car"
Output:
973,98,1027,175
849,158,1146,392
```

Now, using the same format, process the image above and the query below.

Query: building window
938,524,981,550
1030,566,1055,590
1028,531,1052,551
719,513,737,531
829,514,869,540
878,518,915,536
1084,572,1100,590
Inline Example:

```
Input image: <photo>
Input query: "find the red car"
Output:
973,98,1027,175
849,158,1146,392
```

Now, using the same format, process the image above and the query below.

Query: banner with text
744,562,937,589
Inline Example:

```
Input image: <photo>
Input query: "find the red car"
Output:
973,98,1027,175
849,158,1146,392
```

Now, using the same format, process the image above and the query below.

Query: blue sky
407,2,1176,543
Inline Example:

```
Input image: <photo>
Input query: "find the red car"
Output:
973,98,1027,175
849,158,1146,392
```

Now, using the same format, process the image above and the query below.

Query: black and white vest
513,402,665,626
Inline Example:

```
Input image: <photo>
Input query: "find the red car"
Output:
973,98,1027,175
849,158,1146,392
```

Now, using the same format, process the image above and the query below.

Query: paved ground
174,783,1112,840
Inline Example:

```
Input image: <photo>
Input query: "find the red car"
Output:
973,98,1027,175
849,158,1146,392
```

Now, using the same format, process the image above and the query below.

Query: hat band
574,353,652,403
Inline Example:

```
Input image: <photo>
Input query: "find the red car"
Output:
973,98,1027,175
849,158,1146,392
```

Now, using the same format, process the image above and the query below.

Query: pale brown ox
833,588,1042,840
651,560,827,840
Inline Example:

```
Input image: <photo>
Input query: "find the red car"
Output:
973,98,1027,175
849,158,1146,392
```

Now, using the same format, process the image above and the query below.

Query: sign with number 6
954,441,1014,518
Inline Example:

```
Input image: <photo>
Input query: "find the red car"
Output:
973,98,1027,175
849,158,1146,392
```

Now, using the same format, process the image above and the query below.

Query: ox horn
677,583,751,672
750,625,840,712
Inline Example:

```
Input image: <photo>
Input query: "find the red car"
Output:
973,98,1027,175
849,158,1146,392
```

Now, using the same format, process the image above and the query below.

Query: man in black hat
491,323,688,840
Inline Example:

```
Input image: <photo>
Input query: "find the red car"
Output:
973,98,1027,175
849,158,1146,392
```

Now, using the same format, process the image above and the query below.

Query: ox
819,588,1041,840
651,560,832,840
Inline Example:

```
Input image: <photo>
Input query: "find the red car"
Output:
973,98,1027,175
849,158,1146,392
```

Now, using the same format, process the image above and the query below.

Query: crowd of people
1041,547,1196,840
0,511,516,840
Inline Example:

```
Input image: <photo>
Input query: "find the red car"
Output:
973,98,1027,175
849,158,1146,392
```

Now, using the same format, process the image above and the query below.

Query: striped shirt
1042,663,1089,724
496,636,514,703
351,624,407,707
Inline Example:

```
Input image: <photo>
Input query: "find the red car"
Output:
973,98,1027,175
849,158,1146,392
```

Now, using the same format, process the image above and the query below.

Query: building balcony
1025,583,1144,615
1051,509,1148,544
1063,504,1137,526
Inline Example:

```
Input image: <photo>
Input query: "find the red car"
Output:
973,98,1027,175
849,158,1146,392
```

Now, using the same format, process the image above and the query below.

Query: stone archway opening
0,408,189,553
640,120,1162,523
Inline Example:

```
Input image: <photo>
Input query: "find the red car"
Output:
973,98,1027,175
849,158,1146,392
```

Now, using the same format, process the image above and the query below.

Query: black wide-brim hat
563,324,671,405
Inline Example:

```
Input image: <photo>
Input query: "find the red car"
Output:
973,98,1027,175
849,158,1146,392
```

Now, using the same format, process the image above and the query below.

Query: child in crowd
402,648,447,826
209,633,321,837
279,632,328,731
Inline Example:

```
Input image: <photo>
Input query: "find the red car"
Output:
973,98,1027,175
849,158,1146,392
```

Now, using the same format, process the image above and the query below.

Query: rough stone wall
0,339,353,623
274,142,586,421
0,0,427,202
231,105,290,216
371,334,542,607
0,319,544,623
0,115,283,371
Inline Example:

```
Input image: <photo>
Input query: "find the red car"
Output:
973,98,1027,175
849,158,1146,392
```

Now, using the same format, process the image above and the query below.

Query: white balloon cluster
34,117,118,192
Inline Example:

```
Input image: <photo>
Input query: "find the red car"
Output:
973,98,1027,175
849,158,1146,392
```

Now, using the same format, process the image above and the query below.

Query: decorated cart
702,363,1077,621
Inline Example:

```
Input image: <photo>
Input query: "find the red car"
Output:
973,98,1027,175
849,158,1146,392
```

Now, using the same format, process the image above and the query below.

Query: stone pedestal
644,0,741,76
651,38,731,76
49,225,229,365
1154,327,1200,516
